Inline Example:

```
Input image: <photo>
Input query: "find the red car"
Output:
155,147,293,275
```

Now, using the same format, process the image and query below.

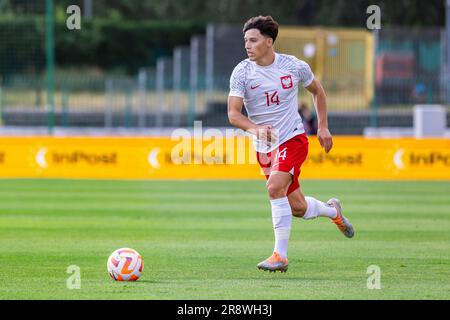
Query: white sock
270,197,292,259
303,196,337,220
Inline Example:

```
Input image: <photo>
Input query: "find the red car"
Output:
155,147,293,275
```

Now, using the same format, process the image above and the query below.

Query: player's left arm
305,78,333,153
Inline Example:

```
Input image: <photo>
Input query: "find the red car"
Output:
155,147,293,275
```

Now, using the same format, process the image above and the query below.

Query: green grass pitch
0,179,449,299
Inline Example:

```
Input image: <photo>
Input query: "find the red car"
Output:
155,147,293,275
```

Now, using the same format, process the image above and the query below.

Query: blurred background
0,0,448,135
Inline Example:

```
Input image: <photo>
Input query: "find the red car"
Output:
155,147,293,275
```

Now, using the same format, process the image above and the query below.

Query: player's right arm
228,96,256,132
227,96,274,143
228,62,274,143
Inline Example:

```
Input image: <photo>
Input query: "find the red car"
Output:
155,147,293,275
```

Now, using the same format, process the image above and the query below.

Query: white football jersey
229,53,314,153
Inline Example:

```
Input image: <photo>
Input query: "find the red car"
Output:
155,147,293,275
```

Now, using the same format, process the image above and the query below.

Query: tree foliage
0,0,445,74
49,0,445,26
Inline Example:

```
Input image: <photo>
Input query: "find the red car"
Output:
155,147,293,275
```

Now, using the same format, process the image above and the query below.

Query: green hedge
0,17,46,77
55,19,205,73
0,17,205,76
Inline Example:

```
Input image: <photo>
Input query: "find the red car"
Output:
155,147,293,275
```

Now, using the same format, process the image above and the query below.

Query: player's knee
291,200,307,217
266,182,287,199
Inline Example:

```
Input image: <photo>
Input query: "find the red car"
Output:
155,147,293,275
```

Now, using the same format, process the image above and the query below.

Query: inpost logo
394,150,450,170
0,152,4,164
409,152,450,166
52,151,117,166
165,150,231,165
306,153,363,166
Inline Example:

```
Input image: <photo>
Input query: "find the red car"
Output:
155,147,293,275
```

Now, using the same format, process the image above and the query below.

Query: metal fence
0,5,448,134
375,28,447,106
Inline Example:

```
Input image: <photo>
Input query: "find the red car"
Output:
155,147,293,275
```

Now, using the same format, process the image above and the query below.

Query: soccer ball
107,248,143,281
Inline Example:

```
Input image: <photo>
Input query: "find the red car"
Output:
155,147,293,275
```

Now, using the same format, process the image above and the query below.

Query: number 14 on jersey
265,91,280,107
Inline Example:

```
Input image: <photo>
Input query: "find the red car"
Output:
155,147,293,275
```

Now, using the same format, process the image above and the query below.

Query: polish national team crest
280,75,293,89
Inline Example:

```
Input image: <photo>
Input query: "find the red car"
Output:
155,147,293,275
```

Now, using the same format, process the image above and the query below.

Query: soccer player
227,16,354,273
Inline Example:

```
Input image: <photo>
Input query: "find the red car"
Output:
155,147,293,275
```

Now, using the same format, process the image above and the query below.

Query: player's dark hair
243,16,279,42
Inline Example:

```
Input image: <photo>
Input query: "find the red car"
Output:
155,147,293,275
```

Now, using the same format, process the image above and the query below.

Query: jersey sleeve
229,64,246,98
296,59,314,88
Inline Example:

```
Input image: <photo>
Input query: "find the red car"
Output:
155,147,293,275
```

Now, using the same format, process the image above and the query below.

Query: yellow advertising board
0,136,449,180
301,137,450,180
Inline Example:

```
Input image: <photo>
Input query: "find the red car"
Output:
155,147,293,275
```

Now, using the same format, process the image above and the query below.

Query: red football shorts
256,133,309,196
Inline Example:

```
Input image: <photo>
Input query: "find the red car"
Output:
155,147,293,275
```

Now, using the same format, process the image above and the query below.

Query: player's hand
317,127,333,153
251,125,278,147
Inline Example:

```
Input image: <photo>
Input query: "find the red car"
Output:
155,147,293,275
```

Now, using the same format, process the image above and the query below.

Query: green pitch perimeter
0,179,449,300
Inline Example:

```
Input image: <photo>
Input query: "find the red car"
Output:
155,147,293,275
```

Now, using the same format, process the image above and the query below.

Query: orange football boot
257,252,288,273
328,198,354,238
